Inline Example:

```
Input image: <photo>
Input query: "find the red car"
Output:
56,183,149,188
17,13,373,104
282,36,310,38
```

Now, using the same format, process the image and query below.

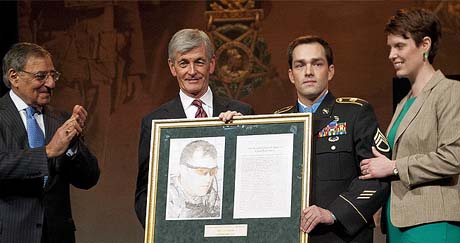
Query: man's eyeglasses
19,70,61,82
181,161,218,176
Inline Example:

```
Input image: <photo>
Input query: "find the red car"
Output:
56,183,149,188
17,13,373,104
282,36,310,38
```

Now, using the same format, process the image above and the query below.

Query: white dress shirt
10,90,46,135
179,87,213,119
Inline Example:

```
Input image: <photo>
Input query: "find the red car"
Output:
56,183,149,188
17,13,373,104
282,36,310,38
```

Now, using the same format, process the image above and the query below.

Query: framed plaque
144,113,312,243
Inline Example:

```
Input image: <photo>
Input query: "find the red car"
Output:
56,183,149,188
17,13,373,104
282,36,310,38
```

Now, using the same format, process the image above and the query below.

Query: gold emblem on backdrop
206,0,278,99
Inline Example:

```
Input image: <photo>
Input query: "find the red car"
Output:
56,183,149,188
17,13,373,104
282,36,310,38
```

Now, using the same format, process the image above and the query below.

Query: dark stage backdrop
393,75,460,112
1,1,460,243
0,1,18,96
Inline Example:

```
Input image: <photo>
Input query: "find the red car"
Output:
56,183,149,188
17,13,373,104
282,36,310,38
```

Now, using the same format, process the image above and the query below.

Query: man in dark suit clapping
0,42,100,243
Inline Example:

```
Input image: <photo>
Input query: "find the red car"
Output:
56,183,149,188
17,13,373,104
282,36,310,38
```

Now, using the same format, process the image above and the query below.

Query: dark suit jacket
276,92,390,243
0,94,100,243
134,95,254,227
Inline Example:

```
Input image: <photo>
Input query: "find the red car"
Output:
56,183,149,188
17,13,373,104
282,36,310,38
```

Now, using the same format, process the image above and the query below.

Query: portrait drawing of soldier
166,139,224,220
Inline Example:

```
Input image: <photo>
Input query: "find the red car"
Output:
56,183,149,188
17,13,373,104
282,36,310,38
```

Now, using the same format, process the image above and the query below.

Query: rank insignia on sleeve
318,121,347,138
374,128,390,152
357,190,376,200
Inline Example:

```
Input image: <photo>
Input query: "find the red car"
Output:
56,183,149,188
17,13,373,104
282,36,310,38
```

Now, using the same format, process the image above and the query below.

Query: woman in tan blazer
359,8,460,243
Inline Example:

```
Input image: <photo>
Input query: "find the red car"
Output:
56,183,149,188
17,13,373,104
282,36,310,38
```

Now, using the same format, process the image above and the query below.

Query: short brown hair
287,35,333,69
384,8,441,64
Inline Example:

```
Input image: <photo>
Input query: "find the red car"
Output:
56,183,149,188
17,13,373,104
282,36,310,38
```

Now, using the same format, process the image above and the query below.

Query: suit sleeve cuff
329,195,368,235
395,157,411,188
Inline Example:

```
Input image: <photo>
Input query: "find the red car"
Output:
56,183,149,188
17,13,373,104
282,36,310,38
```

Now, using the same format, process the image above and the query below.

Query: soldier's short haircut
180,140,217,166
287,35,334,69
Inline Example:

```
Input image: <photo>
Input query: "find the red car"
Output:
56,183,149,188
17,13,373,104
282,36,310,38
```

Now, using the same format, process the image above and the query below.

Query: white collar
9,90,29,112
179,87,213,108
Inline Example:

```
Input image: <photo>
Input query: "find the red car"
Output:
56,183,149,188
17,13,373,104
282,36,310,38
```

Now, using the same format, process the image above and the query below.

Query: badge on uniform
318,121,347,138
374,128,390,152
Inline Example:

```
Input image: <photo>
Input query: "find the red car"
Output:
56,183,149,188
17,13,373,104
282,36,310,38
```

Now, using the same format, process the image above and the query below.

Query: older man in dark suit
0,42,100,243
134,29,254,227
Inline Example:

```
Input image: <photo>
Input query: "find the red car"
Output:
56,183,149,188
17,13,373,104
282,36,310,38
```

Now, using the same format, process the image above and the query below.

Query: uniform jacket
387,70,460,227
135,95,254,227
0,94,100,243
276,92,390,243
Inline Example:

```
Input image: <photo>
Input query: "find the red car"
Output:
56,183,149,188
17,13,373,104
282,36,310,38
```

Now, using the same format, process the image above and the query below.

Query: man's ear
288,69,295,84
168,59,177,77
209,55,216,75
328,64,335,81
7,68,19,88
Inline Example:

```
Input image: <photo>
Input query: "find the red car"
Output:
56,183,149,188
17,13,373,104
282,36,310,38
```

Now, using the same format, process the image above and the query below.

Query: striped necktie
192,100,208,118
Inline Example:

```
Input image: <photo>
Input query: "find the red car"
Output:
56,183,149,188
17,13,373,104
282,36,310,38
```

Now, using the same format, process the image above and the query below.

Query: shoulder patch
274,106,295,114
336,97,368,106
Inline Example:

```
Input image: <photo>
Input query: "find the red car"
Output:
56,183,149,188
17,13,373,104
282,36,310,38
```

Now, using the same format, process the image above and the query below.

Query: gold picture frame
144,113,312,243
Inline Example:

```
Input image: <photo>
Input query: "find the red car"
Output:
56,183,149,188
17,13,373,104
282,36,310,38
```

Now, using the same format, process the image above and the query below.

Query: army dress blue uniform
276,92,390,243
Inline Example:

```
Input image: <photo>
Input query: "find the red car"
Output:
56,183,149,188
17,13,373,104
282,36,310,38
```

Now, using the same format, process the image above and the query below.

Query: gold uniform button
331,145,336,150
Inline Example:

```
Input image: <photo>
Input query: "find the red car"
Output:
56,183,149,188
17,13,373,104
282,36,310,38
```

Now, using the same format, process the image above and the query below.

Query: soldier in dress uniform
275,35,391,242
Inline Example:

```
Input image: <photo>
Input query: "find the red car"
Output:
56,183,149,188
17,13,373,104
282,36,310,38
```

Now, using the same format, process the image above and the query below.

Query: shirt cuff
330,211,337,222
66,146,78,157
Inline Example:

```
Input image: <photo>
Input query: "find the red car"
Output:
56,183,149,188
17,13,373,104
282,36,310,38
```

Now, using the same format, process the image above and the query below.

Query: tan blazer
388,70,460,227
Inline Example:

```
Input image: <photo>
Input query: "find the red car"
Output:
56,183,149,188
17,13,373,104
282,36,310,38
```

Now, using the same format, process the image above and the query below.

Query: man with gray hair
166,140,220,219
0,42,100,243
134,29,254,227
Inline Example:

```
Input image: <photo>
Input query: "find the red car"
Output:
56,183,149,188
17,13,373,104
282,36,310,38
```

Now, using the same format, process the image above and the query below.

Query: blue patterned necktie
26,106,47,187
26,106,45,148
